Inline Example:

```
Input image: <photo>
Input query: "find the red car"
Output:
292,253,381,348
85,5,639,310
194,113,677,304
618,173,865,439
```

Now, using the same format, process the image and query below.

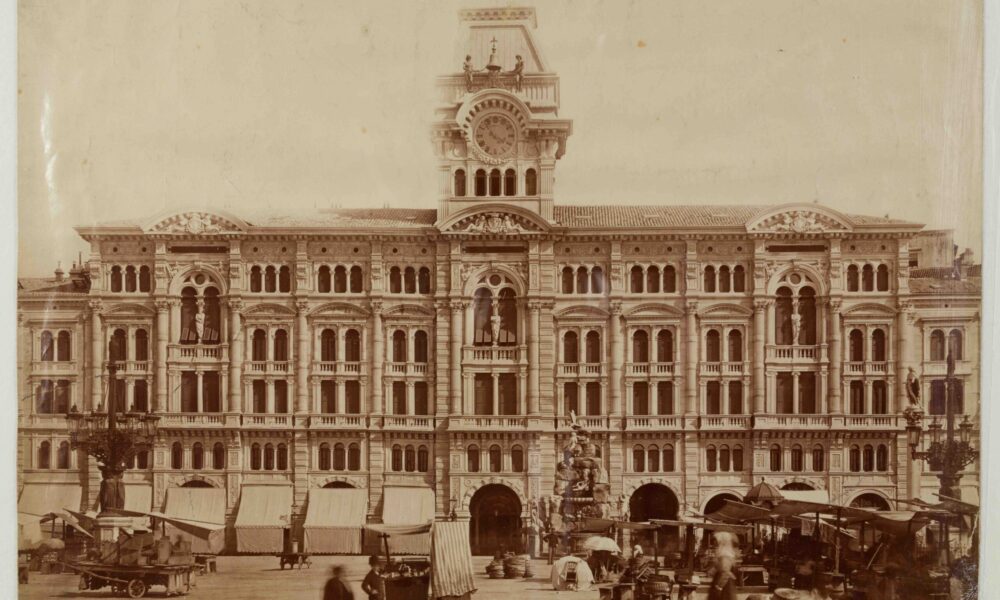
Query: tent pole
653,528,659,567
686,525,695,573
834,508,841,574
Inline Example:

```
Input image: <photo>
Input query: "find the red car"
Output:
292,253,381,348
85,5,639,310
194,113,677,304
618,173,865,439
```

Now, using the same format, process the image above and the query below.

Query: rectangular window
499,374,518,415
274,380,288,413
929,380,946,415
345,381,361,413
632,382,649,416
202,372,221,412
706,381,721,415
850,381,865,414
776,373,794,414
321,381,336,413
392,381,406,415
414,382,429,415
564,382,579,416
474,374,493,415
586,382,601,415
798,372,816,414
180,371,197,412
872,381,888,414
657,382,674,415
252,380,266,413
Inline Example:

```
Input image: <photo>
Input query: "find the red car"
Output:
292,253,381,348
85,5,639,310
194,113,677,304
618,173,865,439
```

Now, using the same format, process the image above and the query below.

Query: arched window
125,266,137,292
467,446,480,472
250,266,262,293
630,266,644,293
663,444,675,472
56,331,71,361
391,445,403,472
705,330,721,362
389,267,402,294
404,267,416,294
264,266,277,293
704,266,716,292
863,445,874,472
192,443,204,470
718,266,731,293
525,169,537,195
278,266,292,293
849,329,864,361
876,264,889,291
474,169,487,196
172,442,183,469
849,445,861,472
876,444,888,471
454,169,466,197
489,445,502,473
319,443,331,470
414,331,429,363
348,443,361,470
344,329,361,362
417,446,429,472
791,445,803,472
404,445,416,472
392,330,407,362
769,444,782,472
872,329,886,361
273,329,289,362
318,265,332,293
949,329,963,360
320,329,337,362
632,445,645,472
277,444,288,470
728,330,743,361
930,329,946,361
139,266,152,292
862,264,874,292
632,330,649,363
733,266,745,292
38,441,50,469
489,169,501,196
563,331,579,363
577,266,590,294
663,265,677,293
40,331,54,361
646,266,660,293
264,444,275,470
333,265,348,293
110,266,123,292
109,328,127,362
812,445,825,472
250,443,262,470
846,265,859,292
775,287,793,345
591,267,604,294
251,329,267,362
179,288,198,344
57,442,70,469
497,288,518,346
706,446,717,472
213,443,225,469
135,329,149,362
656,330,673,363
334,443,346,471
511,445,524,472
349,266,363,293
798,287,816,344
473,288,493,346
719,445,731,472
585,331,601,363
647,445,660,472
561,267,574,294
732,445,743,471
504,168,516,196
418,267,431,294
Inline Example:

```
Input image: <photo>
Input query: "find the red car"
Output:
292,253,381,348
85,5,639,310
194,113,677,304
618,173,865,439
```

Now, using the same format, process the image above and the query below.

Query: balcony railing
382,415,435,430
169,344,228,361
388,362,430,375
555,416,608,430
463,346,523,363
313,361,365,375
700,362,746,376
700,415,751,430
625,416,683,430
845,361,892,375
309,414,368,429
31,360,78,373
843,415,899,429
626,362,678,377
755,414,831,428
159,413,225,427
242,414,292,427
766,345,819,361
559,363,606,377
436,73,560,109
448,415,527,430
247,361,291,373
110,360,151,373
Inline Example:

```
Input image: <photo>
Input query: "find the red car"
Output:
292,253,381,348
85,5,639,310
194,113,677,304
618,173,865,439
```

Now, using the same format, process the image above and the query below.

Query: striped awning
431,522,476,599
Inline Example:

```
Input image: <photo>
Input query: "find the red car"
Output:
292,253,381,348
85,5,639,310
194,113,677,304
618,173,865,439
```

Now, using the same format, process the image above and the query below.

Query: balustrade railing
463,346,522,362
448,415,526,429
625,415,683,430
700,415,751,429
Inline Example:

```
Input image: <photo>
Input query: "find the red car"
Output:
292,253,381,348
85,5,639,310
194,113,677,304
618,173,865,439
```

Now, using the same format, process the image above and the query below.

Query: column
450,302,464,414
295,301,310,414
196,372,204,413
405,381,415,416
864,380,873,415
170,301,181,345
684,302,698,415
336,380,346,414
227,300,243,413
528,302,540,415
127,325,136,362
155,300,170,412
126,379,135,412
753,300,767,413
895,302,912,414
651,381,659,416
371,301,384,415
337,328,346,363
267,326,275,362
89,300,103,411
609,303,623,415
828,299,843,414
792,372,800,414
266,380,274,414
492,374,500,416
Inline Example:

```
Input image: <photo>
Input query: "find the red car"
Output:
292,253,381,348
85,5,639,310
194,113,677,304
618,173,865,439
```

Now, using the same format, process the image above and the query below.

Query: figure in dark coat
324,565,354,600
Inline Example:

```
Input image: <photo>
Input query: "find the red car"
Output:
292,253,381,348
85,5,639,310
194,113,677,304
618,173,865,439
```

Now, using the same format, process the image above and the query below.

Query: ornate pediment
308,302,370,318
242,303,296,317
145,211,247,235
448,211,541,235
747,205,852,234
624,304,685,319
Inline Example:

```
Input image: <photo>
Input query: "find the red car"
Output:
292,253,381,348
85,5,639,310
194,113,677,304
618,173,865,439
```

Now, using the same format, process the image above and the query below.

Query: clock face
474,114,517,158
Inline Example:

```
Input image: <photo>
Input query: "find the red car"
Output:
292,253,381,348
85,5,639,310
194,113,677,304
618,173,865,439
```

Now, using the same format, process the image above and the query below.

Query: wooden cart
71,560,195,598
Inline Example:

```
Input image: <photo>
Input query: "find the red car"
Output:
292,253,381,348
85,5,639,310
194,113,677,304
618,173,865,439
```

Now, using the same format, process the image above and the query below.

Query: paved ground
18,556,765,599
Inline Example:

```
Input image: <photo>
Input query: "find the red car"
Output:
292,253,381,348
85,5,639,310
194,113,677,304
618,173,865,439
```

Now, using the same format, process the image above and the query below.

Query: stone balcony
387,362,431,376
920,360,976,377
699,362,748,377
766,345,820,363
844,361,893,376
754,414,831,429
381,415,435,431
246,360,292,374
554,415,608,431
436,73,560,109
558,363,606,377
700,415,752,430
30,360,79,375
309,414,368,429
841,414,900,429
242,414,293,428
313,361,365,375
626,362,677,377
447,415,528,431
462,345,524,365
168,343,228,363
159,413,227,427
624,415,684,431
109,360,152,374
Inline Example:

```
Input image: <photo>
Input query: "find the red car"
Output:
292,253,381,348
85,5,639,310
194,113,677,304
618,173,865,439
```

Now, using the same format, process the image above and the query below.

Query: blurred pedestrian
324,565,354,600
362,555,384,600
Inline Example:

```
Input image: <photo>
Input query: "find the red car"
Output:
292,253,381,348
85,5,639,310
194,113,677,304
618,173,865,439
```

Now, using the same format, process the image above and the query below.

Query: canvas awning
649,519,750,534
235,485,293,553
431,521,477,599
124,483,153,530
303,488,368,554
17,483,83,548
377,487,435,554
779,489,830,504
161,487,227,553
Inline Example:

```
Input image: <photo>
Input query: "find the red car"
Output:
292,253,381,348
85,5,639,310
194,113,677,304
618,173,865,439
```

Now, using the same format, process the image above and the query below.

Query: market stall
156,487,226,554
376,486,435,555
234,485,293,553
303,487,368,554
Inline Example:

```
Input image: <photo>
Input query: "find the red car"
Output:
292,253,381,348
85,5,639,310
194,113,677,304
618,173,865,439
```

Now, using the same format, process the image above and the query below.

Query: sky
16,0,983,277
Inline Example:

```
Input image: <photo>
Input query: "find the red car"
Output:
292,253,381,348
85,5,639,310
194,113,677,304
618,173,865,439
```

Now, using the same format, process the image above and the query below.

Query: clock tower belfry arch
432,7,572,224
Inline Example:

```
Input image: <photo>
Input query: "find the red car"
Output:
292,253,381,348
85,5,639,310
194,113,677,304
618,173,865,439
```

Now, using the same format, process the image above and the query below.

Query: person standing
361,555,384,600
707,555,737,600
324,565,354,600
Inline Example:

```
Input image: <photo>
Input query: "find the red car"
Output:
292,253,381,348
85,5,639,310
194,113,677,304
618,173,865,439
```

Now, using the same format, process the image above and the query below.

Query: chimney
54,262,65,282
69,253,91,291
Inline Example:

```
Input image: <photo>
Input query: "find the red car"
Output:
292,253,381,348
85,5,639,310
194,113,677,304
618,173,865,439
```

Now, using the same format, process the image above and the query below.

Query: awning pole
653,527,659,567
686,524,695,573
834,508,841,574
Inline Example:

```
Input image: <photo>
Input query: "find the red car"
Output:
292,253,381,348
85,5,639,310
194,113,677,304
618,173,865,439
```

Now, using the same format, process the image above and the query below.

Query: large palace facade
17,7,980,555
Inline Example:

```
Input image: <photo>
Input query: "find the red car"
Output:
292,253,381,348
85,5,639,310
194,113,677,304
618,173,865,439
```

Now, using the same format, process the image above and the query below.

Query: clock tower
432,7,572,224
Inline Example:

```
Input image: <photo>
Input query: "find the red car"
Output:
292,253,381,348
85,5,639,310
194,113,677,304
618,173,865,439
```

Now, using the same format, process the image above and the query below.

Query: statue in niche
490,305,502,346
906,368,921,407
790,302,802,344
194,303,206,342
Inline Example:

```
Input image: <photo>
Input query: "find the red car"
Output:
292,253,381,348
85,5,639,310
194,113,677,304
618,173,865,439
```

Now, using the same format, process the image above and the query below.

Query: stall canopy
779,489,830,504
303,488,368,554
376,486,435,554
235,485,293,553
431,521,476,600
124,483,153,531
17,483,83,548
161,486,227,554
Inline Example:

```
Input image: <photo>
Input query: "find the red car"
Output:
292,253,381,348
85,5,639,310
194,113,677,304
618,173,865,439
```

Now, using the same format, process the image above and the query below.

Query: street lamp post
66,364,160,542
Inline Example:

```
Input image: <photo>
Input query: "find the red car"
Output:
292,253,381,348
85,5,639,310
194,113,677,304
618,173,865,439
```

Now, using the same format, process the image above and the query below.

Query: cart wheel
127,578,148,598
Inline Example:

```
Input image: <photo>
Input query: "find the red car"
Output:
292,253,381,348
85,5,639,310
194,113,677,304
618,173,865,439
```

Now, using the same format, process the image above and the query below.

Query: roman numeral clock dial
474,114,516,158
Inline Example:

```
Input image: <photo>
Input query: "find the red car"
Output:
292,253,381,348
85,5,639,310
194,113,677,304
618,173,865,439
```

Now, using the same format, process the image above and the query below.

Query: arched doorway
323,481,354,489
703,493,741,515
469,484,522,555
629,484,680,555
180,480,214,488
850,493,891,511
